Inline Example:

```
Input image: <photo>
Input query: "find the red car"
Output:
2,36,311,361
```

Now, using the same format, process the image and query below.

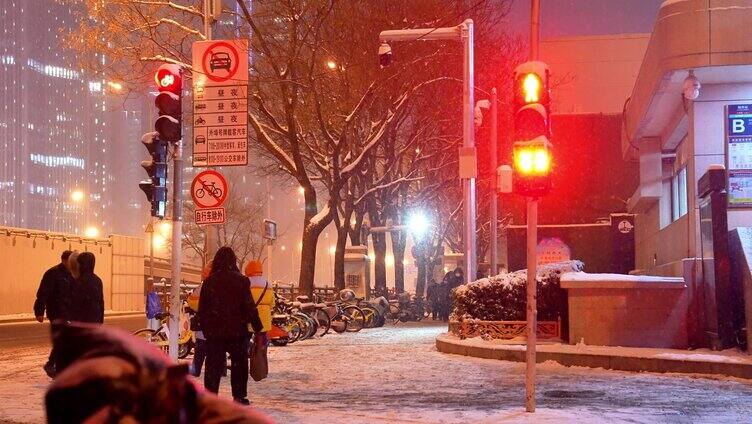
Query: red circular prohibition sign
192,170,229,208
201,41,240,83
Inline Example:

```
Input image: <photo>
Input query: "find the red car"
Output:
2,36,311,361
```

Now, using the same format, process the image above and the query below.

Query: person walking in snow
187,261,212,378
426,278,439,320
145,278,163,331
198,247,264,405
34,250,75,377
71,252,105,324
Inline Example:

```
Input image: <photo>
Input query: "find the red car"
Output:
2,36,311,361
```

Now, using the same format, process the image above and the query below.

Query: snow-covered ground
2,322,752,423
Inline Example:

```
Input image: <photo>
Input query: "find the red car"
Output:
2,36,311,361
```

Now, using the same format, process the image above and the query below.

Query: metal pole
266,176,273,280
526,0,541,413
525,199,537,412
169,138,184,361
490,88,498,275
531,0,541,60
149,222,154,280
461,19,477,284
202,0,218,266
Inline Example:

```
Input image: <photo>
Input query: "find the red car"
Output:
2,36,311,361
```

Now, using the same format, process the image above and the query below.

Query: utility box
344,245,370,298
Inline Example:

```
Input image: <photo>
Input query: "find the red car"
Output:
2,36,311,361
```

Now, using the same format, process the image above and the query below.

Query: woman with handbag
198,248,263,405
245,260,272,382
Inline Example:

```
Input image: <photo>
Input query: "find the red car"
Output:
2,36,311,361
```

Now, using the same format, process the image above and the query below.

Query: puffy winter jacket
249,276,274,332
72,252,104,324
198,270,263,340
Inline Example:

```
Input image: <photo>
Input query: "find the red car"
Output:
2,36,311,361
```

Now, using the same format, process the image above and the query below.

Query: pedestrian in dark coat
34,250,74,323
34,250,74,377
72,252,105,324
426,278,439,320
198,247,264,405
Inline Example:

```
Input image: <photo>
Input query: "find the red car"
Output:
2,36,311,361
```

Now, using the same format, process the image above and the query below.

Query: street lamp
379,19,477,283
70,189,85,203
84,226,100,238
407,210,430,239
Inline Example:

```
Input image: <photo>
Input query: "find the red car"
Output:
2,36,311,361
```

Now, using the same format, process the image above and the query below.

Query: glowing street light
158,221,172,237
70,189,85,203
407,210,431,238
107,81,123,92
326,60,337,70
153,234,167,249
329,246,336,255
84,226,100,238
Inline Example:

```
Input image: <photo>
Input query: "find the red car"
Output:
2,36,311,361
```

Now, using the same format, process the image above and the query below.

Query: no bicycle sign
192,170,228,225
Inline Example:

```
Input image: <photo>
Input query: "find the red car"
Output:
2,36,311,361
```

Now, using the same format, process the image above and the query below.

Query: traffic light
154,64,182,142
512,61,552,197
139,132,168,218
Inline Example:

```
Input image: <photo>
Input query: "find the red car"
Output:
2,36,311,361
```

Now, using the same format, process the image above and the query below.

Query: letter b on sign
733,119,746,134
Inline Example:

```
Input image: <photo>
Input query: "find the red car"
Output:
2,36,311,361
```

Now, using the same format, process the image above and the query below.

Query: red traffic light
154,64,182,93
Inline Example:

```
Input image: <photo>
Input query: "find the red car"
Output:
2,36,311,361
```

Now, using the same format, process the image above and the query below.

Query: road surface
0,315,145,349
1,322,752,423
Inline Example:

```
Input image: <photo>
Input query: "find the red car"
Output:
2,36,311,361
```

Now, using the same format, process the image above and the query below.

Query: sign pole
169,140,184,361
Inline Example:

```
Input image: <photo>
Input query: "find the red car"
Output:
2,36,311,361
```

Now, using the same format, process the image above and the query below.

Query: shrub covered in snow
451,260,584,321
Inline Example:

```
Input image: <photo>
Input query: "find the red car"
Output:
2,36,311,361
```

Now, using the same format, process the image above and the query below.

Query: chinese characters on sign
192,40,249,167
195,208,226,225
727,104,752,207
191,170,229,225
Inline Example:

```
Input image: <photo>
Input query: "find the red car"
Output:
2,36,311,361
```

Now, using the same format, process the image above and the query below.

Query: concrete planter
449,319,562,341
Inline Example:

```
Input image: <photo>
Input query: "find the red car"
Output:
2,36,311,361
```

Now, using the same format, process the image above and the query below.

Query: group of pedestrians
426,266,464,322
33,250,105,377
188,246,270,406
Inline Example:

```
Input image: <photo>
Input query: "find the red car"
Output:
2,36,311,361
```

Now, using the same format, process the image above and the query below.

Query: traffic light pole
490,88,498,275
526,0,541,414
168,140,184,361
525,198,537,412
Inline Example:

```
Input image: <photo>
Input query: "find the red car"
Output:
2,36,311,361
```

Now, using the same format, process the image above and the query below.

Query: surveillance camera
683,70,701,100
378,42,392,68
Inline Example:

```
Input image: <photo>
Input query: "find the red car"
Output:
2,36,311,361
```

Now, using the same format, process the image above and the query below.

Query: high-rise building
0,0,147,236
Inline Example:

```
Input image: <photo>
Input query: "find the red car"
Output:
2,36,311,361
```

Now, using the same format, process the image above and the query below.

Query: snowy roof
560,272,686,289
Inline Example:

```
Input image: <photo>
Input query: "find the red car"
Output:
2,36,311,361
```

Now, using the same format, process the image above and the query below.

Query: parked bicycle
133,308,193,358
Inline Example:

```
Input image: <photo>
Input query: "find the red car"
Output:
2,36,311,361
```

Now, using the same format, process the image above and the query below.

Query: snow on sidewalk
2,323,752,423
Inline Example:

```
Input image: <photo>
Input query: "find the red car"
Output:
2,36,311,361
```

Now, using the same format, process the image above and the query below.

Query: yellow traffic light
522,73,542,103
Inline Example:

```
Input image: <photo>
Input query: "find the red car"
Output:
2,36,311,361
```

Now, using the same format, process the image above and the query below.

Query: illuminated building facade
0,0,147,236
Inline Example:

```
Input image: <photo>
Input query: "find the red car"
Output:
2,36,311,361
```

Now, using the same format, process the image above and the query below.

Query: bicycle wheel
309,309,331,337
343,306,365,332
178,339,192,359
286,315,304,343
330,313,348,333
134,328,168,353
388,303,401,324
360,306,377,328
294,312,316,340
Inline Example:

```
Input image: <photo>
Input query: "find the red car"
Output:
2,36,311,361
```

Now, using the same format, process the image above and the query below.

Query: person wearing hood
198,247,263,405
72,252,105,324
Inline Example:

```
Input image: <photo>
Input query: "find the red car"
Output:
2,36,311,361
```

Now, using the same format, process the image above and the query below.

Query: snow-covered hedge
452,260,584,321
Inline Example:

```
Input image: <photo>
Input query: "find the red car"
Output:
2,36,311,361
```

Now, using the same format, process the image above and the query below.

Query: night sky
506,0,665,37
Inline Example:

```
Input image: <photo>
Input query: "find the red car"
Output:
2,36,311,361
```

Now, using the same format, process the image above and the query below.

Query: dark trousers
191,338,207,377
204,335,249,399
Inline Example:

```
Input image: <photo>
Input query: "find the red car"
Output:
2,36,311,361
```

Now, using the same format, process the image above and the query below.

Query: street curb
0,311,144,325
436,335,752,379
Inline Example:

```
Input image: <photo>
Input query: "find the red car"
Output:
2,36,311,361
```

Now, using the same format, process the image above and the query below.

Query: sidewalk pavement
0,310,143,324
436,333,752,379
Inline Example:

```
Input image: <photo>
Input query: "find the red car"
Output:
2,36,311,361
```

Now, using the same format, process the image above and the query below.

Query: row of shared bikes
134,288,430,355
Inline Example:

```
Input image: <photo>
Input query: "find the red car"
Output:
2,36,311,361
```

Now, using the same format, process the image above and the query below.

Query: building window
670,167,688,222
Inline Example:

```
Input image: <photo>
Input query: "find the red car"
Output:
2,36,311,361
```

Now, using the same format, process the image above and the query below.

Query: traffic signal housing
512,61,552,198
154,64,182,142
139,132,168,218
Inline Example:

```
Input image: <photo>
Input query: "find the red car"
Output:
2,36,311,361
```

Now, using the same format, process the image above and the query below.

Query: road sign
191,170,228,209
192,40,249,167
262,219,277,240
195,207,226,225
